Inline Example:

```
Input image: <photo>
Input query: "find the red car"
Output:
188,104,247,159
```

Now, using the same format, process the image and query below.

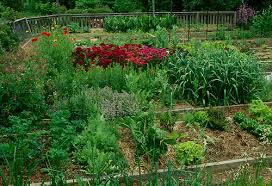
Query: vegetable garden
1,3,272,186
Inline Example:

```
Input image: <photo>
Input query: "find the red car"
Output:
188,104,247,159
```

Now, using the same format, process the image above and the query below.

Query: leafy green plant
0,67,47,126
104,15,177,33
252,6,272,36
206,109,228,131
167,42,264,106
67,22,81,33
184,110,227,131
159,111,177,131
175,141,204,165
249,100,272,123
126,111,176,161
74,115,127,175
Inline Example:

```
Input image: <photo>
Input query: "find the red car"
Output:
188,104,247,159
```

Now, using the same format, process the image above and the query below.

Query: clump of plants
0,3,18,55
252,6,272,36
104,15,177,32
183,109,228,131
126,112,177,161
159,111,177,131
72,43,168,69
74,115,127,174
234,100,272,142
168,42,264,106
175,141,204,165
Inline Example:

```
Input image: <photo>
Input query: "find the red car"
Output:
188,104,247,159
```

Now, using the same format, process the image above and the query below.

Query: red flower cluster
41,31,51,37
64,27,69,35
73,43,168,69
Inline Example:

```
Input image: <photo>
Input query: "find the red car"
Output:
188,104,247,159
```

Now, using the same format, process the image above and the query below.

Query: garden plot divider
12,11,236,41
29,156,272,186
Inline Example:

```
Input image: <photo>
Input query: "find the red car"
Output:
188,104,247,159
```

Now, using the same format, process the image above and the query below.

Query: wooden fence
12,11,236,40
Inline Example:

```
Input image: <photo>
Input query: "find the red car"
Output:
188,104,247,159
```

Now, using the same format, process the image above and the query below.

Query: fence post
233,11,237,28
25,18,32,33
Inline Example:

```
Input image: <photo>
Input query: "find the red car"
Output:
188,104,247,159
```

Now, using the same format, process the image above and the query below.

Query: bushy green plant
175,141,204,165
74,115,127,174
159,111,177,131
206,109,228,131
249,100,272,123
0,68,47,126
184,110,227,131
126,112,176,161
126,68,173,106
67,22,81,33
0,3,18,55
113,0,142,13
183,111,209,127
252,6,272,36
167,42,264,106
234,107,272,142
104,15,177,33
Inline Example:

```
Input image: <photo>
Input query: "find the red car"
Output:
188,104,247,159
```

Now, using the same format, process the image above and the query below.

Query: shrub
252,6,272,36
0,3,19,55
167,42,264,106
104,15,177,32
113,0,142,13
0,69,47,126
175,141,204,165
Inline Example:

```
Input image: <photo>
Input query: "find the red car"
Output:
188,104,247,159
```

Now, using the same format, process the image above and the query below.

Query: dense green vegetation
1,0,272,185
1,0,271,15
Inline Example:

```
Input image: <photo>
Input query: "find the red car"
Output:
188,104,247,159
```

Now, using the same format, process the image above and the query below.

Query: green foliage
126,68,173,106
252,6,272,36
67,22,81,33
0,3,19,55
184,109,227,131
126,112,175,161
47,110,76,167
104,15,177,32
167,42,265,106
175,141,204,165
0,68,47,126
184,111,209,127
159,111,177,131
249,100,272,123
53,87,138,120
206,109,228,131
35,30,74,75
74,115,127,174
234,101,272,142
113,0,142,12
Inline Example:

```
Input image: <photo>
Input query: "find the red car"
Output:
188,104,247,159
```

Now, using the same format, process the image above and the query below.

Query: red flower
64,27,69,35
41,32,51,37
32,37,38,42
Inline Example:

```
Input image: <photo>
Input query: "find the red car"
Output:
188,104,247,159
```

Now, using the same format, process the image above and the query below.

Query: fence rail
12,11,236,40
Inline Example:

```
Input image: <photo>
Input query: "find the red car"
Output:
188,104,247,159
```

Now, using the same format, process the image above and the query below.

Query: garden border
29,156,272,186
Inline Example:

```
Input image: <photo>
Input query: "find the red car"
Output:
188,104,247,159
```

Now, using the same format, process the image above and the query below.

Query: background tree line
0,0,271,15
